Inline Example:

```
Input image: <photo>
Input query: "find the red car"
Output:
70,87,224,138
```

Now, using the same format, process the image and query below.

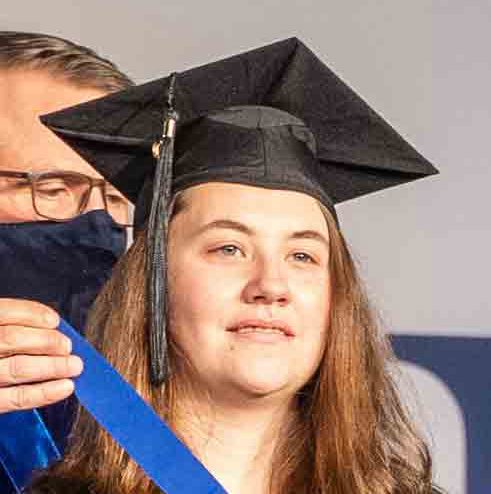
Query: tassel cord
146,73,178,385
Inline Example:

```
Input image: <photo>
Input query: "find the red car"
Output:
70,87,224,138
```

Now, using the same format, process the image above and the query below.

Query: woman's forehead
177,182,330,234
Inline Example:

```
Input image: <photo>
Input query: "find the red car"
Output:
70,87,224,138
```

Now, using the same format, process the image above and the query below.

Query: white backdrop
2,2,490,492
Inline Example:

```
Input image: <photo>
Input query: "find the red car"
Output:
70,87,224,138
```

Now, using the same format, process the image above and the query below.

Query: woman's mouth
227,319,295,342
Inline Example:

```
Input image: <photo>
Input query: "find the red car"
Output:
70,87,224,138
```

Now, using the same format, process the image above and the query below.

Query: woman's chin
222,359,298,400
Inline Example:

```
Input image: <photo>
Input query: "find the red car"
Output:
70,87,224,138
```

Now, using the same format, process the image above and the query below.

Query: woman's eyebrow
195,220,329,247
196,219,253,236
289,230,330,249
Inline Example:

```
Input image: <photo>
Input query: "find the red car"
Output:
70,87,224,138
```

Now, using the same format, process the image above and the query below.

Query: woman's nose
242,256,291,306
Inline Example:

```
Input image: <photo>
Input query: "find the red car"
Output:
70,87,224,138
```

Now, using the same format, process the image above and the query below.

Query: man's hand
0,299,83,413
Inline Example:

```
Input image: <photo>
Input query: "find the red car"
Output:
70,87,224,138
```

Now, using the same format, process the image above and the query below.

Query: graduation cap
41,37,438,385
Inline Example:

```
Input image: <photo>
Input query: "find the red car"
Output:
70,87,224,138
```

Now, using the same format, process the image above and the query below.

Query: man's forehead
0,125,104,178
0,68,107,178
0,68,105,119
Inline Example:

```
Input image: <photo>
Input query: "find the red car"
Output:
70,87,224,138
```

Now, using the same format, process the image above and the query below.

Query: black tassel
146,73,178,385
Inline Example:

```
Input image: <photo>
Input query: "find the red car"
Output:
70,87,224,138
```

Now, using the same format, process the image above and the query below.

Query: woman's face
167,183,331,402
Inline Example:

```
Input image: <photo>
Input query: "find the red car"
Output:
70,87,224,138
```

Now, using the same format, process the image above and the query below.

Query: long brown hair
30,195,436,494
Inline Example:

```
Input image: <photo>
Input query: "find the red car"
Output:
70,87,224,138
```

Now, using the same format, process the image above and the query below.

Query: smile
235,326,285,335
227,319,295,338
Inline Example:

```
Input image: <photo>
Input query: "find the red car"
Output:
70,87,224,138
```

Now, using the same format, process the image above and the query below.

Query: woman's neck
175,391,297,494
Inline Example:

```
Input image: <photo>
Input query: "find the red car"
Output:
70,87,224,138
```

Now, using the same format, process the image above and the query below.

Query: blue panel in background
393,335,491,494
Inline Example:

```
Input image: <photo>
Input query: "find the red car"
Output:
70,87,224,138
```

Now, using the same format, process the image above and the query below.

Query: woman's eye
214,245,242,257
291,252,315,263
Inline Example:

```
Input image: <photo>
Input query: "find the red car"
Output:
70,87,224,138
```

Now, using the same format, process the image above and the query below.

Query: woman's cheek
292,269,330,307
171,260,229,327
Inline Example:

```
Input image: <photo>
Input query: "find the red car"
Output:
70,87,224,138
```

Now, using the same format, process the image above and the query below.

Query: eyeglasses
0,170,131,227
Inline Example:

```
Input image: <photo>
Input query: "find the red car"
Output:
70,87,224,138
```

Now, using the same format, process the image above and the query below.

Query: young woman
30,39,441,493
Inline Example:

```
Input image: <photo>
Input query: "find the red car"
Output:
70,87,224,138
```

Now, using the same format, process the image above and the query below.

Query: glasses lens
105,186,132,226
33,173,91,220
0,175,34,218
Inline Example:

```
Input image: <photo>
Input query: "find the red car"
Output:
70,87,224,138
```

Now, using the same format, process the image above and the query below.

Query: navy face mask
0,209,126,455
0,210,126,489
0,209,126,332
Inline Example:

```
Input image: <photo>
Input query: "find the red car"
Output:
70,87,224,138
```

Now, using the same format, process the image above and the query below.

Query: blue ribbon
0,409,60,493
0,320,227,493
59,319,227,494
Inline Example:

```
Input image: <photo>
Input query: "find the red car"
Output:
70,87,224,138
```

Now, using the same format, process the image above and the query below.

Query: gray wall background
2,1,489,492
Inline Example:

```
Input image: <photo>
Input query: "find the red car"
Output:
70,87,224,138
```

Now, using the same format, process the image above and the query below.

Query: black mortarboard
41,37,438,385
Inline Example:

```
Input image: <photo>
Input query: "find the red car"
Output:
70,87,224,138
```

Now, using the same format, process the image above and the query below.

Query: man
0,31,132,490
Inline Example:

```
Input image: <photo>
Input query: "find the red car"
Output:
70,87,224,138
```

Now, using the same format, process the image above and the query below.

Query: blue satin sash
0,319,227,493
0,409,60,493
63,319,227,493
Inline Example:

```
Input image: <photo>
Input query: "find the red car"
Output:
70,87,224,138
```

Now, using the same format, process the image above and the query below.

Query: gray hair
0,31,133,92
